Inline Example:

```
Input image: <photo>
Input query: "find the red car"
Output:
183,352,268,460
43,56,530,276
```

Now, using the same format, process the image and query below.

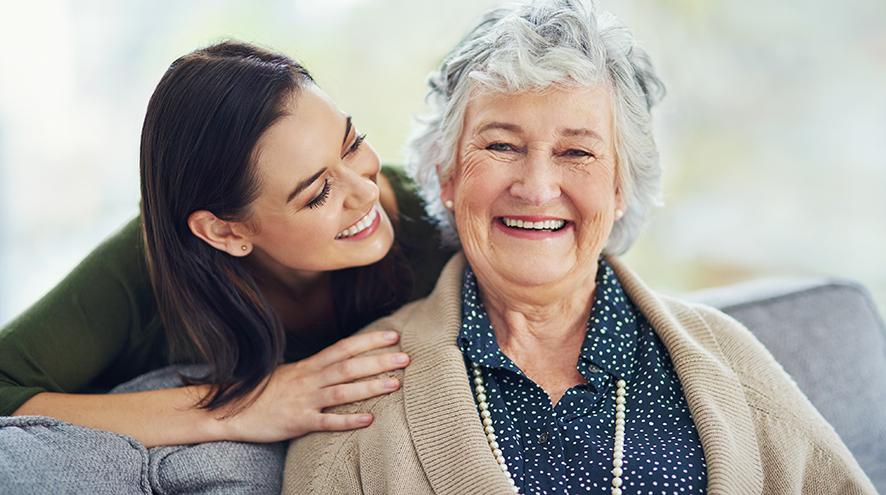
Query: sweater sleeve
0,215,168,416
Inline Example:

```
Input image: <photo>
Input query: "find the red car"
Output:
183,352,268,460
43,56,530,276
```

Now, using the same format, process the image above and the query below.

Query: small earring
241,245,249,252
614,209,624,220
444,200,454,209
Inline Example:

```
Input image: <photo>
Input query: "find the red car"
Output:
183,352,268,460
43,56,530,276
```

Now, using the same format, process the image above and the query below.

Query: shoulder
659,295,812,414
659,296,869,473
656,295,875,490
283,306,422,493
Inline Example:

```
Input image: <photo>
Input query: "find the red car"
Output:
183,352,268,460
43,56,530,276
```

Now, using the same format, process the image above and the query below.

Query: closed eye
307,178,332,209
343,133,366,158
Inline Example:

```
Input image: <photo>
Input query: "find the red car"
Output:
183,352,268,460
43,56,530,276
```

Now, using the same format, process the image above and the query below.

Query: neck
245,249,328,297
476,267,597,347
244,251,335,336
475,267,597,403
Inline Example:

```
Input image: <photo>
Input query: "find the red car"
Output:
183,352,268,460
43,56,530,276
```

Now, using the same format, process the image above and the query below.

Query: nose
341,150,381,210
508,150,561,205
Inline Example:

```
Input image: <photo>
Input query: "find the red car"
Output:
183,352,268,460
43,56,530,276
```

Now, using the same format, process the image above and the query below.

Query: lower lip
493,219,573,240
338,209,381,241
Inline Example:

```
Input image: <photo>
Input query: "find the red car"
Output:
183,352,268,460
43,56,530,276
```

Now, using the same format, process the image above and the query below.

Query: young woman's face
243,84,395,279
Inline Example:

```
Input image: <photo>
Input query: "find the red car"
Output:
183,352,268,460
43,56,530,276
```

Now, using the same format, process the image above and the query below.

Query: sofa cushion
0,415,150,494
111,365,286,494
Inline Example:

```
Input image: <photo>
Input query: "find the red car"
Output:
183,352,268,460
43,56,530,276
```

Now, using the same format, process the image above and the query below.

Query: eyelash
562,149,595,158
307,178,332,209
344,133,367,158
487,142,518,152
305,133,366,210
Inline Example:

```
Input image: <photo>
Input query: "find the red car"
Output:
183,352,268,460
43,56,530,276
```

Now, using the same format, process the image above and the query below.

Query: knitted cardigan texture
283,254,875,494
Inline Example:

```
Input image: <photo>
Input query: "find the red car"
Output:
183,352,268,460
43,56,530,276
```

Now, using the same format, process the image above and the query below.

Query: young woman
0,41,454,447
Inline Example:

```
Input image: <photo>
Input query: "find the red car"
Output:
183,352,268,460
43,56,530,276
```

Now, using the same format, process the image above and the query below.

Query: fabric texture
0,415,151,495
0,365,286,494
283,253,878,495
111,365,286,495
457,261,707,493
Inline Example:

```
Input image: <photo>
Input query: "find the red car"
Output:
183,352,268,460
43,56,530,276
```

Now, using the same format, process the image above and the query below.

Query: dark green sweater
0,166,454,416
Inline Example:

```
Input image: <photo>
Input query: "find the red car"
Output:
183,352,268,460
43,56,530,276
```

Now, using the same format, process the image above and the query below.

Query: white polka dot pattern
457,261,708,494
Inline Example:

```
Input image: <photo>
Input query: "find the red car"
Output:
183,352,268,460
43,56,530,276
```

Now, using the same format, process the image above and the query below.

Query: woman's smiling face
244,84,395,277
442,83,624,291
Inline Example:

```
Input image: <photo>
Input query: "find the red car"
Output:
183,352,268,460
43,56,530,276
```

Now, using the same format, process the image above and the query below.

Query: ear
615,182,626,212
437,164,455,207
187,210,254,257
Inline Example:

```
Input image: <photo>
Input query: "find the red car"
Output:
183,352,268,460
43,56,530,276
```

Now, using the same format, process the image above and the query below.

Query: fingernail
393,354,409,364
384,331,398,341
359,414,373,424
384,378,400,390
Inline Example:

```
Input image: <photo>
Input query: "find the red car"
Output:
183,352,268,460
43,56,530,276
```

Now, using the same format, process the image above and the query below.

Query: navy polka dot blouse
458,260,708,494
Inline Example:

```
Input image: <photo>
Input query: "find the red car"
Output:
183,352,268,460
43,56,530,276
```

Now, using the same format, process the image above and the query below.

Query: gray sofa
1,277,884,493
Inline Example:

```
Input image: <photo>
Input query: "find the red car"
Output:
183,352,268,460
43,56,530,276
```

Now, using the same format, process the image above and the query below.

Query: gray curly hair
404,0,666,254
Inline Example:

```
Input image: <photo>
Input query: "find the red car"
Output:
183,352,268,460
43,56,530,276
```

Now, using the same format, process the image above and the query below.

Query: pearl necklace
470,364,628,495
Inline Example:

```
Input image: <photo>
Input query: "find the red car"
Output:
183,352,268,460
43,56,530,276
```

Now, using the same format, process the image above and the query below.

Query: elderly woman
284,1,876,494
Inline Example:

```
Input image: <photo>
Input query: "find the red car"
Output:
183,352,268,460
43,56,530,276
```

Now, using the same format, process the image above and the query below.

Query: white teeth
336,206,378,239
501,217,566,231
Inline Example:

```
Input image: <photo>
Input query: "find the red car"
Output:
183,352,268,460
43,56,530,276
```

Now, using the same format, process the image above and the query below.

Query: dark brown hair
140,40,409,413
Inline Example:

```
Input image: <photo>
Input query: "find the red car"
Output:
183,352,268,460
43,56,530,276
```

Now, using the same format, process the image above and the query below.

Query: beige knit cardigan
284,254,876,494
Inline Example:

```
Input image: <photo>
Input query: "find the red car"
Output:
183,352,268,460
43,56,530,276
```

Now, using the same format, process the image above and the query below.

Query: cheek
258,209,338,252
570,164,618,207
567,169,618,223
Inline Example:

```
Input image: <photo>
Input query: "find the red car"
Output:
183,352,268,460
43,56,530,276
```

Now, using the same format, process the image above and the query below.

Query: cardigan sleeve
690,304,877,494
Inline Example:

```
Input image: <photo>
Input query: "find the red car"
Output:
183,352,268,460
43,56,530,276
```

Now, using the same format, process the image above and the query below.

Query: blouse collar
456,258,642,390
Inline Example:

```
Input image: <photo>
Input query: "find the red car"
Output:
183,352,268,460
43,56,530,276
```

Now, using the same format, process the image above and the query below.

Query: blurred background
0,0,884,326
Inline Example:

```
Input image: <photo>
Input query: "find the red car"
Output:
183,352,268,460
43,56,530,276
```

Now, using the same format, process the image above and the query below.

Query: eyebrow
342,116,353,147
476,122,523,134
561,127,604,142
286,167,327,204
476,121,603,142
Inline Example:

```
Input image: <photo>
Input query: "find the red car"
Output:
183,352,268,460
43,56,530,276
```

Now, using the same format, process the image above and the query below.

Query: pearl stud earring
614,209,624,220
444,200,454,209
241,245,249,252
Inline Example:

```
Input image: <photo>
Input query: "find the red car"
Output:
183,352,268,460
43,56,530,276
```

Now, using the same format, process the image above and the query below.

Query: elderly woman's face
442,84,623,289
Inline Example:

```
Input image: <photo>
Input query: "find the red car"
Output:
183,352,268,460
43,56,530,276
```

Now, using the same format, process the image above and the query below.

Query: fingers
316,378,401,409
316,352,410,387
312,412,374,432
300,330,401,371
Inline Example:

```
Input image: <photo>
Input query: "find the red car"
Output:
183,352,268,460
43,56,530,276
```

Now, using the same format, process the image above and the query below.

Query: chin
357,224,396,267
502,265,572,288
478,250,575,288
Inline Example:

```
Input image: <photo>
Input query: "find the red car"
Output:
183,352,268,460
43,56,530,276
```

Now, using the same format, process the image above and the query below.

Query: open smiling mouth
496,217,571,232
336,205,380,240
